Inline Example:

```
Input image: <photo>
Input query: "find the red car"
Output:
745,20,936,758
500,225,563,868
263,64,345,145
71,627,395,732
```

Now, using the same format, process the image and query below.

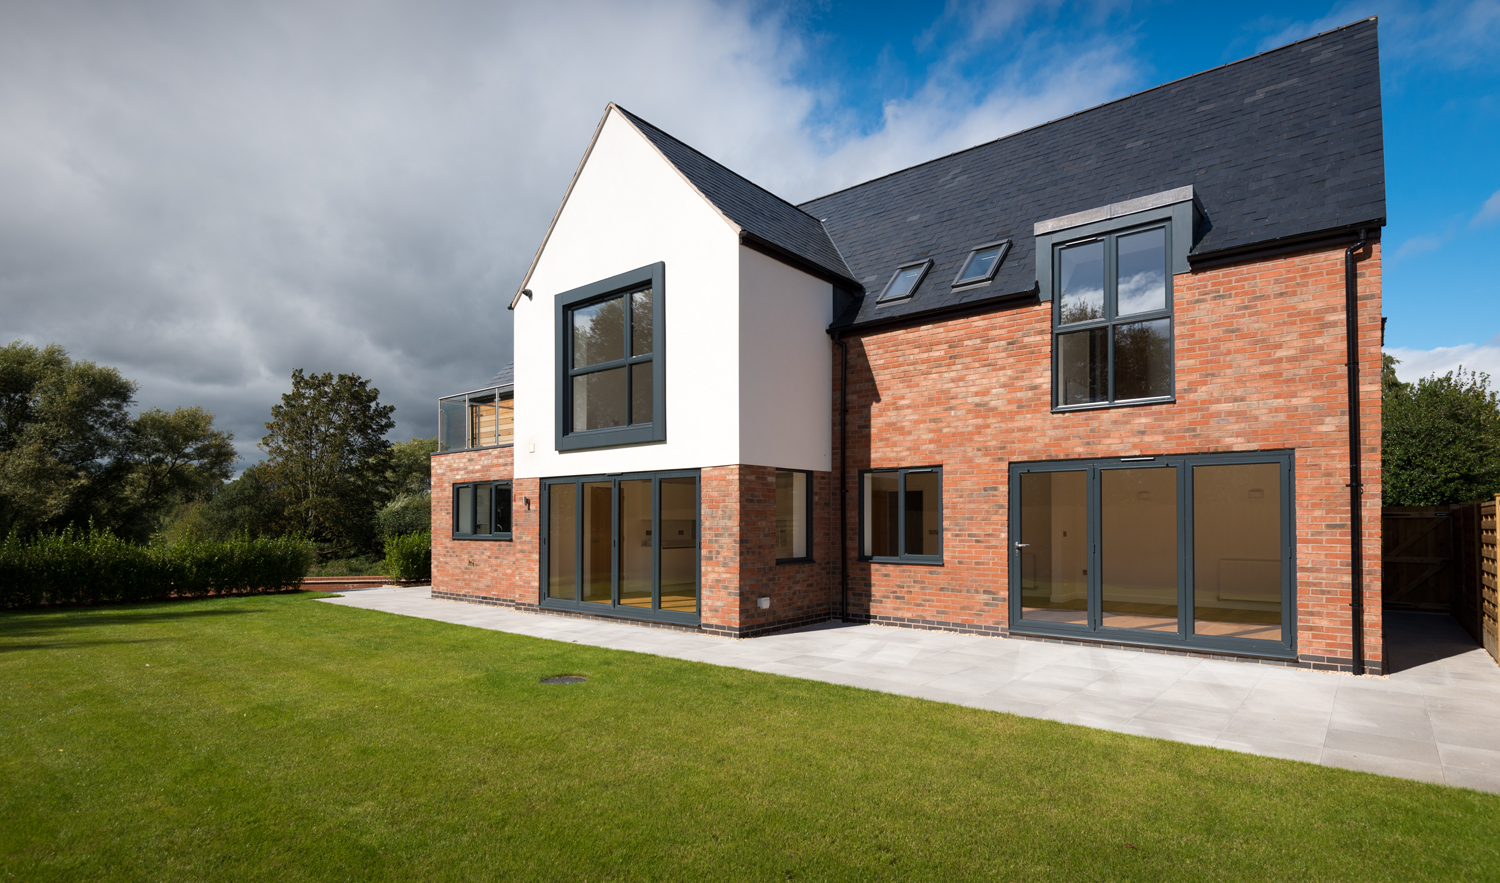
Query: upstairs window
877,260,931,304
1053,224,1172,408
952,240,1010,288
555,262,666,451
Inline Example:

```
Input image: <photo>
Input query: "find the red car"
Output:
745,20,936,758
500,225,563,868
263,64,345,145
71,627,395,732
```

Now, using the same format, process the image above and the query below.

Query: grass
2,595,1498,881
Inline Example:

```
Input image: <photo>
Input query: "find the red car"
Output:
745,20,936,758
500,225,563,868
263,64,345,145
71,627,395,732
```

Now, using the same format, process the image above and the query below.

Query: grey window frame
858,466,944,565
876,259,932,304
1007,450,1296,659
554,262,666,451
539,468,701,626
774,468,814,565
951,239,1011,289
452,480,513,540
1036,198,1196,413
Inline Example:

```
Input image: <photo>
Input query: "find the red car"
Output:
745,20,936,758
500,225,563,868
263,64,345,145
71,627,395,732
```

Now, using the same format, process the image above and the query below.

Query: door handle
1014,543,1029,548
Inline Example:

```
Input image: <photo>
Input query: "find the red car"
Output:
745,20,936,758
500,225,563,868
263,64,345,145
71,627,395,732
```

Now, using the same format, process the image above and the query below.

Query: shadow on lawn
0,638,169,653
0,606,263,642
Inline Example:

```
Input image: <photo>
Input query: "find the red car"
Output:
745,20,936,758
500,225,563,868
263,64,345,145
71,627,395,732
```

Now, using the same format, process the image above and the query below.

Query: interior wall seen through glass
1018,471,1089,625
863,472,900,557
659,477,697,613
619,479,653,608
1193,463,1283,641
776,470,808,559
456,486,474,535
1100,467,1178,633
904,471,940,557
548,484,576,600
474,484,491,535
583,481,612,604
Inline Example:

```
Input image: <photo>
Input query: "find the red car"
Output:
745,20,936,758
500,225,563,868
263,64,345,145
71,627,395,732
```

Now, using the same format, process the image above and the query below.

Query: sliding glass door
1010,451,1293,656
541,470,700,625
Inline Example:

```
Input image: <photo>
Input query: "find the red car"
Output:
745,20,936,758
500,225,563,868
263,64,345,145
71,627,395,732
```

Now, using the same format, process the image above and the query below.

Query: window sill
557,424,663,452
775,557,815,565
1052,395,1174,414
858,556,944,566
450,534,513,542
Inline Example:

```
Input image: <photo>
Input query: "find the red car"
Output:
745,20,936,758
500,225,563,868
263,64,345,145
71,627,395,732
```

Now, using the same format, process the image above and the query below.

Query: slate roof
803,19,1385,328
487,364,513,390
612,106,855,285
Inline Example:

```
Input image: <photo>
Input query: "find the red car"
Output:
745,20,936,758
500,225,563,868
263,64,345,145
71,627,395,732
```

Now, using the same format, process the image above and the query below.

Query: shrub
0,526,314,609
383,531,431,582
376,492,431,540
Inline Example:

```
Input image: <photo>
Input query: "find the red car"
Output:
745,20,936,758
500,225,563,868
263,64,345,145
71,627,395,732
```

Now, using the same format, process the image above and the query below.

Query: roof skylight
952,240,1010,288
878,260,930,303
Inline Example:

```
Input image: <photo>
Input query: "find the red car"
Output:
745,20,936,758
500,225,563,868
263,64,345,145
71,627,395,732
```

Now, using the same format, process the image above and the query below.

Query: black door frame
1008,450,1297,659
539,468,702,626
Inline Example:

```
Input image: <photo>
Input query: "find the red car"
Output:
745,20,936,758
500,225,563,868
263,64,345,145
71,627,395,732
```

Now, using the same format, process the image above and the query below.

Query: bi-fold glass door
541,470,700,625
1009,451,1294,657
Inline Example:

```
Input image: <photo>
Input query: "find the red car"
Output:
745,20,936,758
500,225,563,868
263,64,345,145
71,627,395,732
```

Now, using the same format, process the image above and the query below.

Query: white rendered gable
512,106,743,479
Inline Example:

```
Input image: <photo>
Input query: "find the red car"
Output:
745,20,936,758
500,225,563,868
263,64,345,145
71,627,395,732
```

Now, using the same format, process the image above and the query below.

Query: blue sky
794,0,1498,360
1,0,1495,462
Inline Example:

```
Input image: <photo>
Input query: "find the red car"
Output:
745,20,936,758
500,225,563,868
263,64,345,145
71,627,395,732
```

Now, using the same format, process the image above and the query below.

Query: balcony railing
438,386,514,452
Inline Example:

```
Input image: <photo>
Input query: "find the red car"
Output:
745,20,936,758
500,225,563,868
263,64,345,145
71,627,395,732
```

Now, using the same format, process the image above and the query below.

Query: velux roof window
952,240,1010,287
877,260,930,303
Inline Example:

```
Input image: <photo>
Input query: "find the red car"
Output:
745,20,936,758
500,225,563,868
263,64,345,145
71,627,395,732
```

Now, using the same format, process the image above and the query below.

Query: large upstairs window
555,262,666,451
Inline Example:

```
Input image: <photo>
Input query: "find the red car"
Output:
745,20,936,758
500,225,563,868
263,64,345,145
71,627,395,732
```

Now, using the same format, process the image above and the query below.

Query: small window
952,240,1010,287
877,260,931,303
775,469,812,563
453,481,512,539
860,467,942,563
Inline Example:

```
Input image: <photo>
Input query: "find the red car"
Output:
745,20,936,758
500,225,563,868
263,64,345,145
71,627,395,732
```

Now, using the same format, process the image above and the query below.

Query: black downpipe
1345,229,1370,675
835,332,849,622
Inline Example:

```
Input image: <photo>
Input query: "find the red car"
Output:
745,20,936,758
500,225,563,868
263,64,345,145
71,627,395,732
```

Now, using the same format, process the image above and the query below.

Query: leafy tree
0,342,241,540
386,437,438,497
173,464,291,542
119,406,236,539
0,342,136,536
261,370,394,557
1382,355,1500,506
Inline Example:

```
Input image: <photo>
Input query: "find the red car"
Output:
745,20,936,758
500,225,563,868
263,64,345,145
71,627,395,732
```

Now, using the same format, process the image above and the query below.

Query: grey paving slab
319,589,1500,793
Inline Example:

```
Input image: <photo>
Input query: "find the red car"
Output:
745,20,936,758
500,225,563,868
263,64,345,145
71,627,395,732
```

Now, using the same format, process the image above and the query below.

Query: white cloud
1472,189,1500,227
1385,342,1500,384
0,0,1142,465
1256,0,1500,69
1391,233,1447,260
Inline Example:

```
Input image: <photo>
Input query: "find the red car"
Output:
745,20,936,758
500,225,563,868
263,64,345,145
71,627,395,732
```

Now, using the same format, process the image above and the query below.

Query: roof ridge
797,17,1378,208
611,104,826,226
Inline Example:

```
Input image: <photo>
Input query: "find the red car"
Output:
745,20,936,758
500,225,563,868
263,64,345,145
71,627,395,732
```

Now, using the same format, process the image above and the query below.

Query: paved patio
320,587,1500,793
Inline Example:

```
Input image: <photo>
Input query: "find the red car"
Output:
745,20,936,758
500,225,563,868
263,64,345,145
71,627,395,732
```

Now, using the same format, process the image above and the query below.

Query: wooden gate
1382,506,1460,611
1483,498,1498,663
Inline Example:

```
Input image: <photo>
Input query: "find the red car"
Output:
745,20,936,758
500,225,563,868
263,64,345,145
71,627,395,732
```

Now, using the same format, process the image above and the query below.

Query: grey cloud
1,0,1144,467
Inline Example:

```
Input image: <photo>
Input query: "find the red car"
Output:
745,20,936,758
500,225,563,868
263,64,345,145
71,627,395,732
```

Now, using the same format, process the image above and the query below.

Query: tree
119,407,236,539
261,369,395,557
385,437,438,497
1382,355,1500,506
0,342,239,540
0,342,136,536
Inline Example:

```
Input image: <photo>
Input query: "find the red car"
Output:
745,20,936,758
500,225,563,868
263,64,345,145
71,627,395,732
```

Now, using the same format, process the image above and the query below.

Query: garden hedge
0,527,314,608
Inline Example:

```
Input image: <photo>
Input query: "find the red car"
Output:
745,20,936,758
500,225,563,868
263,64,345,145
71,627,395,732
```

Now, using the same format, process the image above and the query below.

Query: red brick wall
429,447,538,607
838,241,1383,671
700,465,836,636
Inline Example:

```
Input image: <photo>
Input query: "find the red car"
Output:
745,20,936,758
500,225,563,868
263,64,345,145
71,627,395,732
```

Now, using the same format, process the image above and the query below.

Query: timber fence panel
1483,496,1498,665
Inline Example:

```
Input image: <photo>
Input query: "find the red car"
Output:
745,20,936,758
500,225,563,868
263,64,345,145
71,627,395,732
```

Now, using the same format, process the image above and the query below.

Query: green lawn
2,594,1497,881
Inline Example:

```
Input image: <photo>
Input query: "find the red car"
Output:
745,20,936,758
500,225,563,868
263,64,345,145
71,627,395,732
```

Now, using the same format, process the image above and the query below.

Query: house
430,19,1386,673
